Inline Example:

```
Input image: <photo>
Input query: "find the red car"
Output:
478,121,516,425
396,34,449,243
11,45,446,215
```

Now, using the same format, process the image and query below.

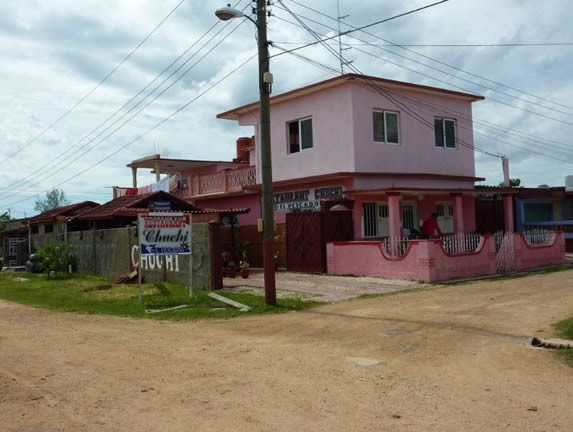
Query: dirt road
1,270,572,431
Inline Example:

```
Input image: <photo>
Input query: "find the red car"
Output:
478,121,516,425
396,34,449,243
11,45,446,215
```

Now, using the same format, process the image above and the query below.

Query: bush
35,243,77,278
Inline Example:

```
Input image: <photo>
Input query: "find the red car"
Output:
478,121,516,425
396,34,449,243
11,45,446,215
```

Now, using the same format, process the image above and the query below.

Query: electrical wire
284,0,573,113
271,0,450,58
272,3,572,162
0,0,188,164
0,1,249,198
273,41,573,47
274,1,500,158
270,10,570,162
0,19,248,202
1,54,257,210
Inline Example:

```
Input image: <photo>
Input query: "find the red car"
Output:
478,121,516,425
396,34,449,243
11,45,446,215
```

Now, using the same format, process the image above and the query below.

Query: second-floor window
434,118,456,148
288,117,313,154
373,110,399,144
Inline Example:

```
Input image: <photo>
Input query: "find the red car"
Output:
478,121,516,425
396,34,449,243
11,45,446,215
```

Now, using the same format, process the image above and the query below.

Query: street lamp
215,1,276,305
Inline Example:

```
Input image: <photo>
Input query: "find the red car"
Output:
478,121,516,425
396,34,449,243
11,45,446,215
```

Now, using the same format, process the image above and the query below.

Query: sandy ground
224,270,427,302
1,270,572,432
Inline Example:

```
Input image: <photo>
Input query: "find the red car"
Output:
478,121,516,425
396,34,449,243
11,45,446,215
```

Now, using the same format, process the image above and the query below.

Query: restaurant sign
137,212,191,255
273,186,344,212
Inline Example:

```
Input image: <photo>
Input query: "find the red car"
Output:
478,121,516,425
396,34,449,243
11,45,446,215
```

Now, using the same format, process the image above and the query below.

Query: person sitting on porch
421,213,443,238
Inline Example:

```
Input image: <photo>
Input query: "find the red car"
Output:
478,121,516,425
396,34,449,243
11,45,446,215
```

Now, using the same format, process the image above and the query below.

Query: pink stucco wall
235,80,479,185
195,194,261,226
239,85,356,183
350,84,476,178
327,232,566,281
514,232,566,271
327,237,496,282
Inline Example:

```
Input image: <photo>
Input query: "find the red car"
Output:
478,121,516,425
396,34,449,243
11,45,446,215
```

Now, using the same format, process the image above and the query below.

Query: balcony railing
175,166,257,199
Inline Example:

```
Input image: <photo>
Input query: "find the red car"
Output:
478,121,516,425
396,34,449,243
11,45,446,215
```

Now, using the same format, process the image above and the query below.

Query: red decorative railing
174,166,256,199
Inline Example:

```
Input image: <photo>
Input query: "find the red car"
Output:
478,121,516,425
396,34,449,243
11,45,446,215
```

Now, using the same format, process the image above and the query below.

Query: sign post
137,212,192,303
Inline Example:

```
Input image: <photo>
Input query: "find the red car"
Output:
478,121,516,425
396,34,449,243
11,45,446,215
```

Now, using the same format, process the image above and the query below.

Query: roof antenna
337,0,351,74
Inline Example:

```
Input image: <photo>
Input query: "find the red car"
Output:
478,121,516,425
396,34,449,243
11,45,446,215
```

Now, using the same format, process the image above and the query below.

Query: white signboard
138,212,191,256
273,186,345,212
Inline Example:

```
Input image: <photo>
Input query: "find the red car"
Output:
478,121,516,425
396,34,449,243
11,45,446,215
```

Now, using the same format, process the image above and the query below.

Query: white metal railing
495,231,515,273
383,237,410,257
523,228,556,246
440,233,482,255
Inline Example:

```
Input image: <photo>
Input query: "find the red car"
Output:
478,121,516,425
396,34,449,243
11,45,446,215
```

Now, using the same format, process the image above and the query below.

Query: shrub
35,243,77,278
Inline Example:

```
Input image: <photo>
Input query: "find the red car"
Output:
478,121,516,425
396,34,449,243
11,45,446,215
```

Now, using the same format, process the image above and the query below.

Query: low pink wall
327,237,496,282
514,232,566,271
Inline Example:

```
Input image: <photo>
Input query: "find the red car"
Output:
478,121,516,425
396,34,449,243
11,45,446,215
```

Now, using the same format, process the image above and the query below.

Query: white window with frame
287,117,313,154
434,117,456,149
436,202,454,234
373,110,399,144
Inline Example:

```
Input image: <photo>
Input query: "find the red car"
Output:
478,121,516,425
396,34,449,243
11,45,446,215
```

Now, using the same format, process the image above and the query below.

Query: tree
498,178,521,187
0,211,11,232
34,189,70,213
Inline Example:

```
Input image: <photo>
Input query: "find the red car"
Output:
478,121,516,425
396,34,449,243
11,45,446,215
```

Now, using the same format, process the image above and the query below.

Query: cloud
0,0,571,216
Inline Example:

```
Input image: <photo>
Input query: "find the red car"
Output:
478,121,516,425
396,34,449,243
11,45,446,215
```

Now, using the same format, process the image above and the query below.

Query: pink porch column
452,193,465,233
504,195,514,232
353,198,363,240
388,193,402,239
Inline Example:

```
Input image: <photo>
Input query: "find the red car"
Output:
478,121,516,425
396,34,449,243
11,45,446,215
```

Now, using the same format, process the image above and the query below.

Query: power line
284,0,573,114
1,55,257,209
275,41,572,164
272,11,572,162
0,1,249,198
271,0,450,58
274,6,573,122
275,1,500,159
273,41,573,47
0,0,188,164
0,19,248,202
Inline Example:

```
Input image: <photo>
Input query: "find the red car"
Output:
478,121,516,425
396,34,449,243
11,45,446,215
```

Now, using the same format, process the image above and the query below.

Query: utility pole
256,0,277,305
215,1,276,305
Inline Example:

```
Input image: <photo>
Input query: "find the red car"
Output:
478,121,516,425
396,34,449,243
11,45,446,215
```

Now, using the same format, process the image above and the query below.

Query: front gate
286,205,354,273
495,231,515,273
476,194,505,234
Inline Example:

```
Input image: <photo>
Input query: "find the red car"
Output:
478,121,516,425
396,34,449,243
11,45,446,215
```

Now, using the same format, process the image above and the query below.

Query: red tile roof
28,201,100,224
76,191,201,221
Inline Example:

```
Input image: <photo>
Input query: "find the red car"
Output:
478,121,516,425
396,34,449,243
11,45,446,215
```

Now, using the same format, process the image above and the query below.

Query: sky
0,0,571,218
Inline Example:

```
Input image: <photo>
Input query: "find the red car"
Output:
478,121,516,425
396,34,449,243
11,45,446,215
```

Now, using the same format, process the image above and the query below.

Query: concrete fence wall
327,232,565,282
514,232,566,271
326,237,496,282
30,223,213,290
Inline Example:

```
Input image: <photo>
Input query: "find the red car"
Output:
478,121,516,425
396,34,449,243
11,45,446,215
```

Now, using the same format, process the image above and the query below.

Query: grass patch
0,272,317,320
554,317,573,367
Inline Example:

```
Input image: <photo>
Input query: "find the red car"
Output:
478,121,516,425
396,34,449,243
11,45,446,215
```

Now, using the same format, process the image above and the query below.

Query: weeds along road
1,270,572,431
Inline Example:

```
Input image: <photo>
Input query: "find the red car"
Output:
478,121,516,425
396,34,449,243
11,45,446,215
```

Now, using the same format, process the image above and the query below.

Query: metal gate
286,206,354,273
495,231,515,273
475,194,505,234
286,212,324,273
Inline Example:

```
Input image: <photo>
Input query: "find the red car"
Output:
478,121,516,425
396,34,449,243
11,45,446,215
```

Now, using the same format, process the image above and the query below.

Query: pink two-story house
125,73,565,277
213,73,486,238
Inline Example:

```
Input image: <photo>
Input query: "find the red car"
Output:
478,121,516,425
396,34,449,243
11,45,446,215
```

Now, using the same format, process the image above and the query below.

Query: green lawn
0,272,317,320
554,317,573,367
